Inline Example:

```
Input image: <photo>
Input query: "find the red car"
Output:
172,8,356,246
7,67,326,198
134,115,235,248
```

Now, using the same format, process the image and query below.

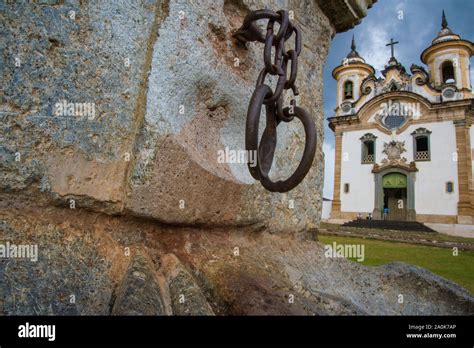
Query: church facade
329,12,474,224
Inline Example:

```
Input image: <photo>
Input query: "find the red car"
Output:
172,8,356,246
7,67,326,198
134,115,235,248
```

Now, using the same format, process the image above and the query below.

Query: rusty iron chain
234,9,316,193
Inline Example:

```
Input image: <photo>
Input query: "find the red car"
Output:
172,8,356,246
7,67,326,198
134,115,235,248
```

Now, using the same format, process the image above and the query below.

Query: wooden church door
385,188,407,221
382,173,408,221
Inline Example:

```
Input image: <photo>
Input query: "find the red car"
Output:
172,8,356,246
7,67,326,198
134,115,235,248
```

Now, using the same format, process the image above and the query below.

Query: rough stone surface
316,0,378,33
161,253,214,315
0,204,472,315
111,255,165,315
0,208,114,315
125,0,332,232
0,0,337,232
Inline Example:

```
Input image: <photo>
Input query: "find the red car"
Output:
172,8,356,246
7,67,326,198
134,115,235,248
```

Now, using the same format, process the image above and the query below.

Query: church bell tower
332,36,375,115
421,10,474,97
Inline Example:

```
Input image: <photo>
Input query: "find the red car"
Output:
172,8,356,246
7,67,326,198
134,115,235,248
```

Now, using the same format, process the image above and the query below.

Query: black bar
0,316,472,345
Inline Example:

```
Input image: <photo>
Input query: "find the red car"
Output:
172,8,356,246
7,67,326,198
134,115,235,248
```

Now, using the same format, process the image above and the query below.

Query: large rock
124,0,331,232
0,209,114,315
0,205,472,315
111,255,166,315
161,253,214,315
0,0,376,232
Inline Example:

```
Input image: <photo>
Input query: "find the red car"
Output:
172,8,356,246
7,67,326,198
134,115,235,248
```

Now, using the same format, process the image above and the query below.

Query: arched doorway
372,165,417,221
382,173,407,221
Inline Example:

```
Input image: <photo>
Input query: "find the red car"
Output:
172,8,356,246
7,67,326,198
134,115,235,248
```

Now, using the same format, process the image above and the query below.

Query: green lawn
318,235,474,294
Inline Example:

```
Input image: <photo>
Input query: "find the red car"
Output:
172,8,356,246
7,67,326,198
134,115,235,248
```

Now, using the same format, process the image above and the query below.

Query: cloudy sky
322,0,474,199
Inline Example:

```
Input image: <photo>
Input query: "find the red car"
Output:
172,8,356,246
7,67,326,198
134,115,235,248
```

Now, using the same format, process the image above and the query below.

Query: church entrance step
342,219,436,232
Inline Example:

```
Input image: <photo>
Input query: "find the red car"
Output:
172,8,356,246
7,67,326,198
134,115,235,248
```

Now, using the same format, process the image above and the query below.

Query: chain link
234,9,317,192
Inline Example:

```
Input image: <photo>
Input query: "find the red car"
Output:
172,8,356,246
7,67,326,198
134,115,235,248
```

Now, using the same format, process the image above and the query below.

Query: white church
328,12,474,224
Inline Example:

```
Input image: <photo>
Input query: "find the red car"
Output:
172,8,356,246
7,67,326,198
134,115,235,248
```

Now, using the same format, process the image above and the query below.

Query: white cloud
359,27,391,73
395,1,405,12
354,0,435,75
323,140,335,199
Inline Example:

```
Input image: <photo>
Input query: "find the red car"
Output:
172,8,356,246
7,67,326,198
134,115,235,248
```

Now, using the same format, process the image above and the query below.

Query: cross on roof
385,38,399,59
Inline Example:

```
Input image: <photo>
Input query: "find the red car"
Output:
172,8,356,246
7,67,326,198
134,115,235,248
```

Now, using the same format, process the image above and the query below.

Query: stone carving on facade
410,127,432,136
360,74,377,95
381,140,407,164
410,63,442,93
410,64,430,85
380,79,407,93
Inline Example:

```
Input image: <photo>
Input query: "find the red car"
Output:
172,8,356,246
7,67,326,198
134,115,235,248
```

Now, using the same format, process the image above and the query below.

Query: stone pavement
425,223,474,238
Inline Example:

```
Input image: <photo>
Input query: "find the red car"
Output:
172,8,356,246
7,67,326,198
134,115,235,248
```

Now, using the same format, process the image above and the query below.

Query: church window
414,137,429,160
446,182,454,193
343,80,353,100
411,128,431,161
441,61,455,84
344,183,350,194
380,100,407,130
360,133,377,164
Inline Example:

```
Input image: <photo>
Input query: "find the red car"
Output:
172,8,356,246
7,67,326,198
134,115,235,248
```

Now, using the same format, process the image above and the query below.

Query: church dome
437,27,453,37
344,35,366,64
432,10,461,44
332,34,375,81
347,49,361,59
